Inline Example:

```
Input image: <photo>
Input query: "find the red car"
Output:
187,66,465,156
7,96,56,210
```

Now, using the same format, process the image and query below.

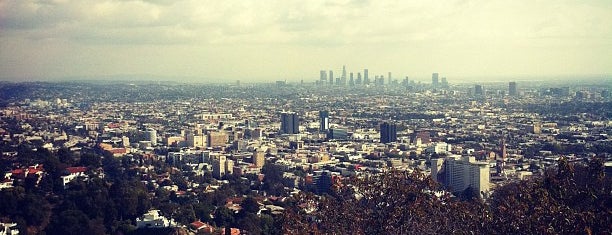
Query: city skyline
1,0,611,82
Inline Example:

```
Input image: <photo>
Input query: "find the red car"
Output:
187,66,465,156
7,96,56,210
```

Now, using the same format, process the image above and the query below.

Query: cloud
2,0,610,45
0,0,610,81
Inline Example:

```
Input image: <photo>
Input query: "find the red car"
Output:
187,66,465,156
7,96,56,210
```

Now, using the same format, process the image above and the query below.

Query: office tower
380,122,397,143
342,65,347,81
474,85,484,96
327,128,348,140
253,150,266,168
402,76,409,87
212,155,226,179
441,77,448,88
364,69,369,84
356,72,362,85
145,129,157,146
187,133,205,147
509,82,517,96
314,171,333,194
320,70,327,82
432,156,490,196
207,131,228,147
432,73,439,88
388,72,392,85
122,136,130,148
319,110,329,132
225,159,234,175
329,70,334,85
526,123,541,134
349,72,354,86
281,112,299,134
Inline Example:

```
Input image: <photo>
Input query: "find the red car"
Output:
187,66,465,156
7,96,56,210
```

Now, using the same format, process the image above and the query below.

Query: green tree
214,207,235,228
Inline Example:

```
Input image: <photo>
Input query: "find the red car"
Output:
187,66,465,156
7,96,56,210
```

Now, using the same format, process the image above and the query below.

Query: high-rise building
441,77,448,88
329,70,334,85
388,72,392,85
207,131,228,147
122,136,130,148
349,72,354,86
281,112,299,134
253,150,266,168
509,82,517,96
364,69,369,84
225,159,234,175
313,171,333,194
187,133,205,148
212,155,226,179
145,129,157,146
474,84,484,96
356,72,362,85
320,70,327,82
432,73,439,88
432,156,490,196
380,122,397,143
342,65,347,81
327,128,348,140
319,110,329,132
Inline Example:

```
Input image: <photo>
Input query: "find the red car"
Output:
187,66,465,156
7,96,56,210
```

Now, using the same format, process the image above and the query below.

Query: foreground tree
283,170,488,234
283,158,611,234
489,157,611,234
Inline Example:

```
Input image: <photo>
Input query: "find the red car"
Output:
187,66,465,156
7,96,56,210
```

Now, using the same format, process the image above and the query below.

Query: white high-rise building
432,155,490,197
212,155,227,179
145,129,157,146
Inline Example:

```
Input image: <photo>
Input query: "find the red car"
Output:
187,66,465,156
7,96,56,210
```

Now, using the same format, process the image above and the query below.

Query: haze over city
1,0,611,82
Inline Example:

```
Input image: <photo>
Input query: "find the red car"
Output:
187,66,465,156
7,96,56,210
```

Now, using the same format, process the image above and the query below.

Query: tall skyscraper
356,72,362,85
349,73,354,86
329,70,334,85
388,72,392,85
253,150,265,168
432,73,439,88
432,156,490,196
364,69,369,84
380,122,397,143
509,82,517,96
342,65,347,80
320,70,327,82
145,129,157,146
207,131,228,147
319,110,329,132
474,85,484,96
441,77,448,88
212,155,226,179
281,112,299,134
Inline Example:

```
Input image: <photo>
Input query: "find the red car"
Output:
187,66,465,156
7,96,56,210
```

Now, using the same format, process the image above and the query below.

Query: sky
0,0,611,82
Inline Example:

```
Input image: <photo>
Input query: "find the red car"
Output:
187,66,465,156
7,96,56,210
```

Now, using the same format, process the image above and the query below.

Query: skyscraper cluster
318,66,371,86
319,68,448,89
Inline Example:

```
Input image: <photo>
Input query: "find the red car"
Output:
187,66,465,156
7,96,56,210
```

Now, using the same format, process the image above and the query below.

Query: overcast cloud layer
1,0,611,82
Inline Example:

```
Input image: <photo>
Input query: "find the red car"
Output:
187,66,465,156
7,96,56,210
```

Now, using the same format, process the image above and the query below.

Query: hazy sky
1,0,611,82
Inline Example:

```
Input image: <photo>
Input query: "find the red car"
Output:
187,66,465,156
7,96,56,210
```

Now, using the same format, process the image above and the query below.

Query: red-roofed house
61,166,88,188
6,164,45,187
189,220,214,233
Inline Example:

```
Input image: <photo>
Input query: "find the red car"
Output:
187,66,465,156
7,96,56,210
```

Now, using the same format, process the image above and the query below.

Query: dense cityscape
0,73,610,234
